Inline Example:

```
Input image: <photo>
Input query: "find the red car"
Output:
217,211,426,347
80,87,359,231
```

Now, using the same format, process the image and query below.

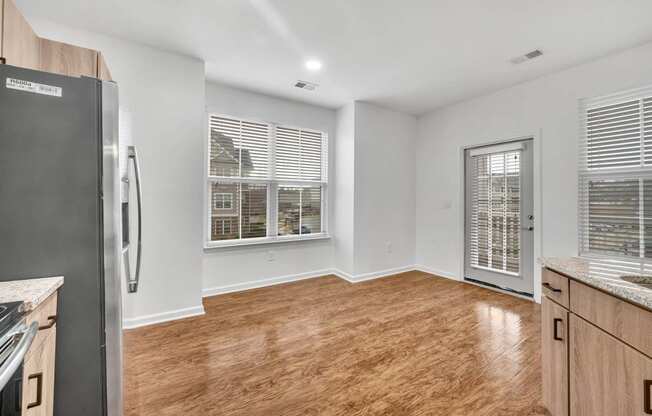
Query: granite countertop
0,277,64,312
539,257,652,310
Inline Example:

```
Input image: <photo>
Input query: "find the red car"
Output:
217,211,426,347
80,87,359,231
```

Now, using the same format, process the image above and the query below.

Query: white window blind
207,114,328,245
209,116,270,179
275,126,325,182
469,150,521,275
579,85,652,267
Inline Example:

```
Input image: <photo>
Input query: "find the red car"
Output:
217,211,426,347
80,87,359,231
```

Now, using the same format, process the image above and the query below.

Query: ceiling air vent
294,80,318,91
510,49,543,64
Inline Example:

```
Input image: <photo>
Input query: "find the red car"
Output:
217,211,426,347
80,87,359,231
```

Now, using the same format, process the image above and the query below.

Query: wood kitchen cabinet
570,314,652,416
0,0,40,70
22,291,58,416
541,267,652,416
1,0,113,80
97,51,113,81
39,38,98,79
542,296,569,416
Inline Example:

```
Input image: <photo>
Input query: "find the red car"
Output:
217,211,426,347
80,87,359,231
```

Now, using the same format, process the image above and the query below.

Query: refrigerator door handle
126,145,142,293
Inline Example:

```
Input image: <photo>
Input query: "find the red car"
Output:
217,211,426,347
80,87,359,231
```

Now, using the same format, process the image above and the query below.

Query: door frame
457,132,543,303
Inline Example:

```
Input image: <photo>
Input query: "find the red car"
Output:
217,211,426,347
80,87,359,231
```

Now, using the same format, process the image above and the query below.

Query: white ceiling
18,0,652,115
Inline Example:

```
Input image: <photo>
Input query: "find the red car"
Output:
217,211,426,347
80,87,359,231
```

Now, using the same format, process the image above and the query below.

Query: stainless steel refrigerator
0,64,129,416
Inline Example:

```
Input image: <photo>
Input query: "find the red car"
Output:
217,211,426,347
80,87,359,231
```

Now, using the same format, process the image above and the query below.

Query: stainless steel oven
0,302,38,416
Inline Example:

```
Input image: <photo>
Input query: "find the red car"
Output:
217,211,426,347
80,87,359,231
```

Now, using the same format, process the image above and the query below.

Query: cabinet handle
38,315,57,331
553,318,564,341
543,282,562,293
645,379,652,414
27,372,43,409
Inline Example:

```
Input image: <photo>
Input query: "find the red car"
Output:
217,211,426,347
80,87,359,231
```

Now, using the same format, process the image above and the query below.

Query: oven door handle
0,322,39,391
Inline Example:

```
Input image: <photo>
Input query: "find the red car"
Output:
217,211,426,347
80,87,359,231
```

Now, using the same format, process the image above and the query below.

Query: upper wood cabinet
97,52,112,81
1,0,40,69
1,0,113,80
0,0,3,53
39,38,98,79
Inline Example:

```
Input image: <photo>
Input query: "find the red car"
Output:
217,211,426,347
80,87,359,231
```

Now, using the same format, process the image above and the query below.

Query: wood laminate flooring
124,271,545,415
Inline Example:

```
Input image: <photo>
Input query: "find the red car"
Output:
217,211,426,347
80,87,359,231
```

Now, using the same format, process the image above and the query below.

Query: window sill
203,233,331,250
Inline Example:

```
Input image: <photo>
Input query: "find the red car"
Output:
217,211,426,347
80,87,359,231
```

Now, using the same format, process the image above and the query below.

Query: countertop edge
25,276,64,312
540,259,652,312
0,276,64,313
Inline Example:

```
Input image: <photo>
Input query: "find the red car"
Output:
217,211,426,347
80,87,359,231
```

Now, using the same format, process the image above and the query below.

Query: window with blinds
579,86,652,266
207,115,328,245
469,150,521,275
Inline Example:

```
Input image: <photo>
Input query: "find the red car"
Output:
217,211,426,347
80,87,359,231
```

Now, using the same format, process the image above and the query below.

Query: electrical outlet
267,250,275,262
386,241,392,254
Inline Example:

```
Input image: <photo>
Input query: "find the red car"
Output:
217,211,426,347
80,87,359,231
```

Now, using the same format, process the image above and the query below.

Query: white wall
202,82,336,293
333,103,356,275
416,41,652,301
28,18,206,326
354,102,416,275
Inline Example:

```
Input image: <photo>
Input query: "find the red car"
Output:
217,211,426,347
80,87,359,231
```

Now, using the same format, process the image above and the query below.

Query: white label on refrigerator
5,78,62,97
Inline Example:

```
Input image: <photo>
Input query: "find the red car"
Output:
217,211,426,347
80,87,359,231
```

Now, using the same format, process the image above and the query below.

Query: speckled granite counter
0,276,63,312
539,257,652,310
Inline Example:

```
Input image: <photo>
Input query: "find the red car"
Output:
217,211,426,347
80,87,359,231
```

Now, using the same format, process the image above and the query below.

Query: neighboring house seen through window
207,115,328,246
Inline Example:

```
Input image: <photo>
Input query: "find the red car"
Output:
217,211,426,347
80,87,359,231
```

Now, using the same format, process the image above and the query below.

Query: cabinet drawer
25,292,57,360
542,268,570,309
542,296,569,416
570,280,652,358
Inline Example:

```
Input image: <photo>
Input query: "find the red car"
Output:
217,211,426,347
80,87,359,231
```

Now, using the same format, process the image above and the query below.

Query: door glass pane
470,151,521,274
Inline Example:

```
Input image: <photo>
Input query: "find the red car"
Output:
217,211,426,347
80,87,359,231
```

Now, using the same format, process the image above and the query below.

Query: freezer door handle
125,145,142,293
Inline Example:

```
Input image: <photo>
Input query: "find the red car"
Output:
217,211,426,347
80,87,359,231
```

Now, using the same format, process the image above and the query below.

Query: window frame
578,85,652,266
204,113,330,249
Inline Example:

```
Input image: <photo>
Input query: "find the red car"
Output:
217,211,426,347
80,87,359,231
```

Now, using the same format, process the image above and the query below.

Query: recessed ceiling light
305,59,322,71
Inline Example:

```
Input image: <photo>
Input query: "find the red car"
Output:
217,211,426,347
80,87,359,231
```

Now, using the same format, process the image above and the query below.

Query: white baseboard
413,264,459,281
129,265,454,329
333,264,416,283
202,268,334,298
123,305,205,330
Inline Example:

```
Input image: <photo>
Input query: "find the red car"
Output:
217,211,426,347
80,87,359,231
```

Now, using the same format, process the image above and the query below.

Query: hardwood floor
124,271,545,416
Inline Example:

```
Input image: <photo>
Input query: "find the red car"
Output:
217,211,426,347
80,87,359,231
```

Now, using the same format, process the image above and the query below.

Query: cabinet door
39,38,98,78
1,1,4,55
570,314,652,416
97,51,113,81
22,332,56,416
542,296,569,416
1,0,40,69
